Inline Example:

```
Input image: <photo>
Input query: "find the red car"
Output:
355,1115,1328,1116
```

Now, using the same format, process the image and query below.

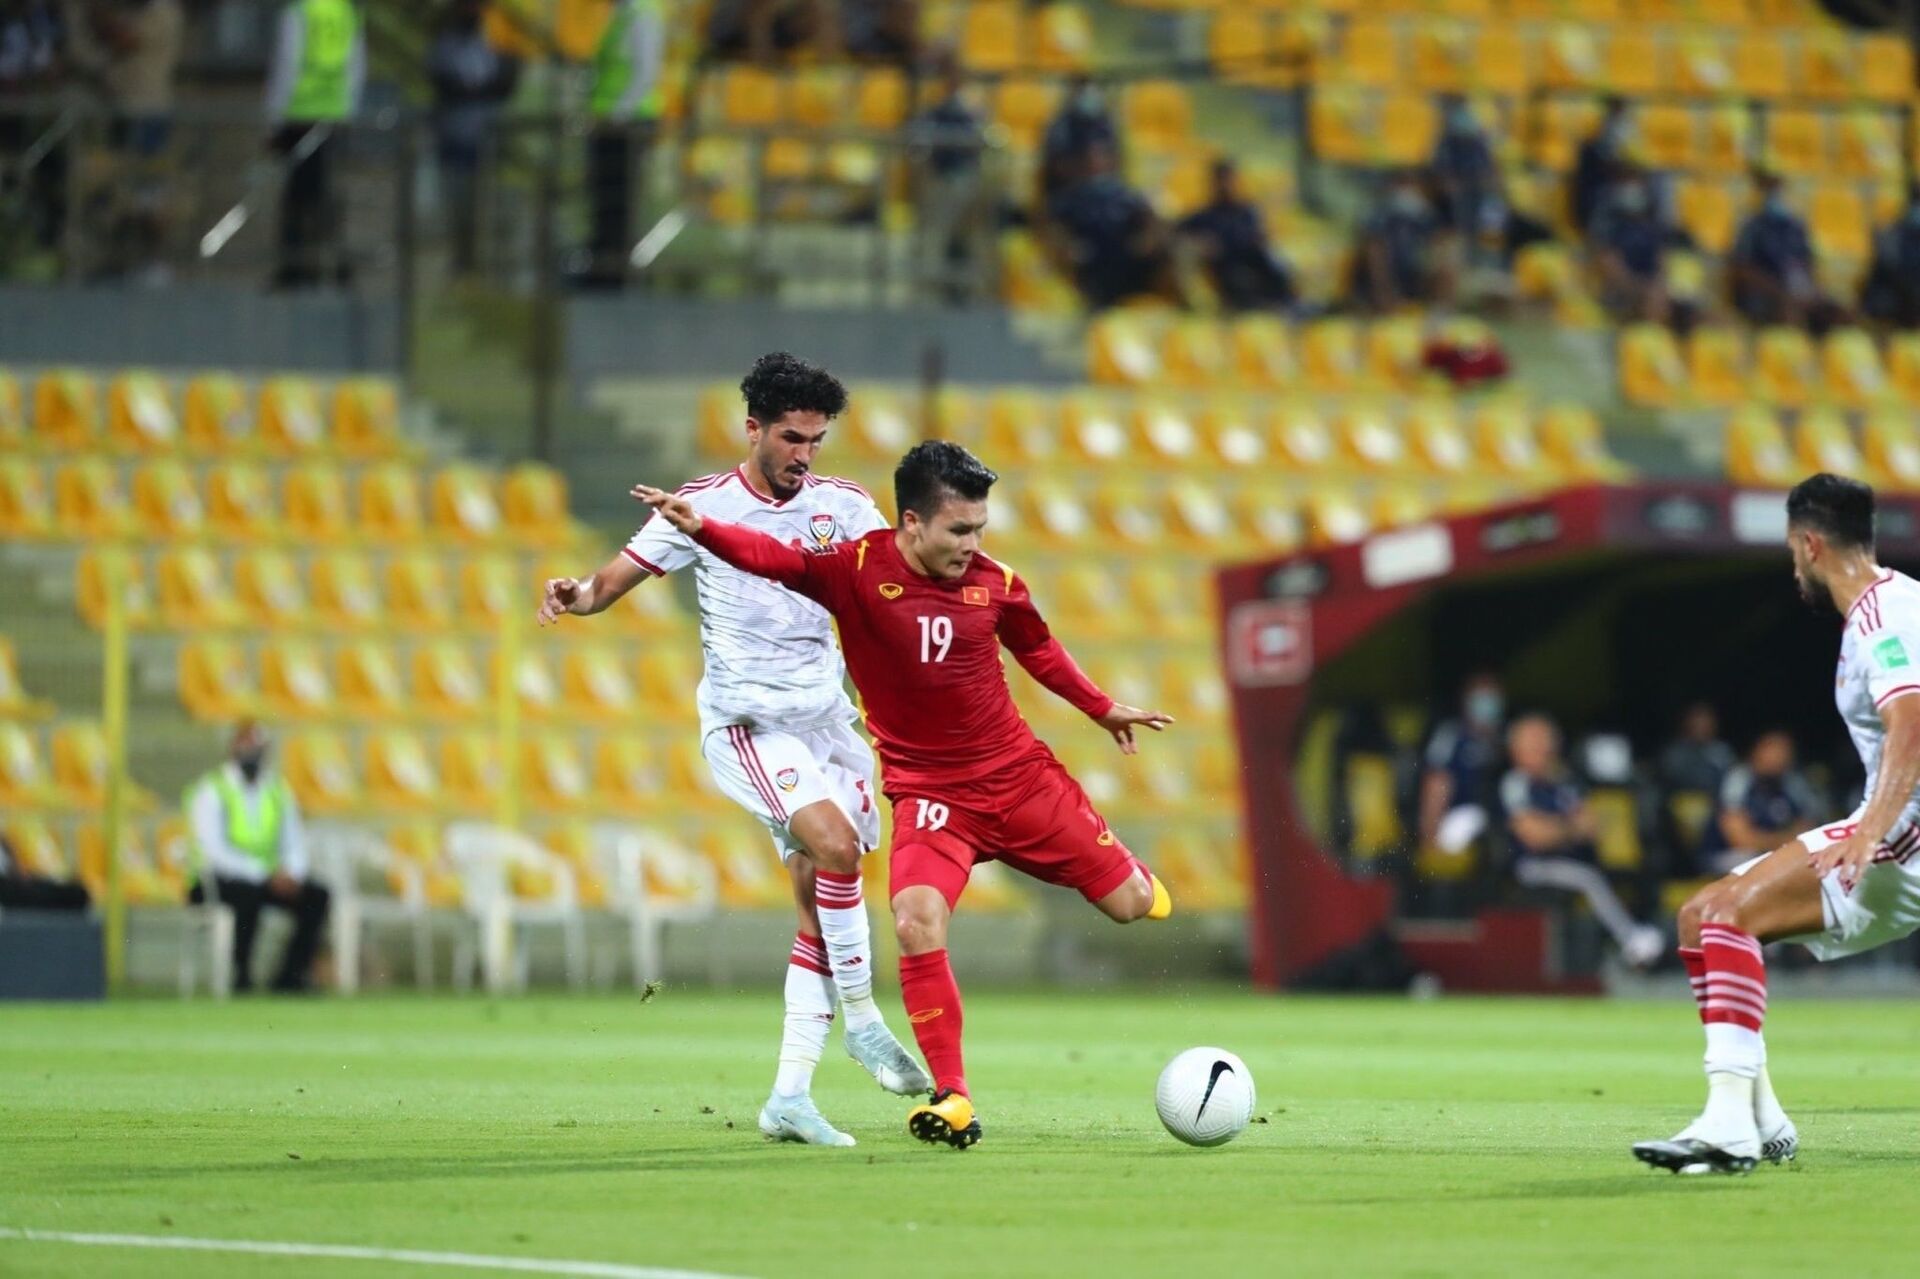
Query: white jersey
1835,569,1920,818
625,466,890,735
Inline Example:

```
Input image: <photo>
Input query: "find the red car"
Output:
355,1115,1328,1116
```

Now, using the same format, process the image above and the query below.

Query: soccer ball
1155,1047,1255,1147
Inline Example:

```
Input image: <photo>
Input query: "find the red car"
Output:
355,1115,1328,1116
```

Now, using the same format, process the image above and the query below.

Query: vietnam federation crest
809,513,837,546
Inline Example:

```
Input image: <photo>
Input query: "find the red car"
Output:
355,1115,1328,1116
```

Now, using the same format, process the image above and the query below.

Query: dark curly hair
895,440,998,520
1787,472,1875,550
740,352,848,426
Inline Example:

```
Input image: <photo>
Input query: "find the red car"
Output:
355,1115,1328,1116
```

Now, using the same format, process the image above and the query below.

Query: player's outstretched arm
998,577,1174,753
1093,703,1176,757
631,485,819,594
1815,692,1920,883
536,550,647,626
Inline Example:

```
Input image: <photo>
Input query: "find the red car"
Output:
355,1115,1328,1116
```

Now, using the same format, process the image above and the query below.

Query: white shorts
1732,814,1920,960
702,719,881,861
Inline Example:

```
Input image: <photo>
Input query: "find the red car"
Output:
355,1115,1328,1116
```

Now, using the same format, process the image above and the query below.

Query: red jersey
691,521,1113,794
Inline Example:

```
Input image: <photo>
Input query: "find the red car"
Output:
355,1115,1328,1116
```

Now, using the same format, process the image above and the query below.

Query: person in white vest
186,722,331,993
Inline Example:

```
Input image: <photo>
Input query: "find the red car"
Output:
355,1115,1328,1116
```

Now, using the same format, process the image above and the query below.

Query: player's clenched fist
537,576,590,626
631,484,704,536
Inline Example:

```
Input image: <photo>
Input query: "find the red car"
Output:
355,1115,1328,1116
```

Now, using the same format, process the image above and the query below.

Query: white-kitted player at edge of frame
1635,472,1920,1175
537,351,930,1147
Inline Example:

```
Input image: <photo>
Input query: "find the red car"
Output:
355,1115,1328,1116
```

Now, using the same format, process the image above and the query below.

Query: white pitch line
0,1227,751,1279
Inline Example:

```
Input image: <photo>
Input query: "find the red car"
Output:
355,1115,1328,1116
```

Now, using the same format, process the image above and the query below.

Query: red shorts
887,756,1137,909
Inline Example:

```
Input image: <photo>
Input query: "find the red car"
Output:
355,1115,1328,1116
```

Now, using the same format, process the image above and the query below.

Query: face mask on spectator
1467,690,1504,729
1617,184,1648,216
1390,188,1425,216
1765,192,1789,216
1447,106,1477,135
236,749,266,783
1073,86,1102,114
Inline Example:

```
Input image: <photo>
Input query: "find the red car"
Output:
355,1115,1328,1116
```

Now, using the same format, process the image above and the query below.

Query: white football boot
758,1093,857,1147
1632,1076,1761,1175
844,1021,932,1095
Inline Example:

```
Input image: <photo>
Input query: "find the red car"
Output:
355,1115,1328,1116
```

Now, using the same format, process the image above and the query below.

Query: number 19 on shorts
913,799,950,831
917,615,952,663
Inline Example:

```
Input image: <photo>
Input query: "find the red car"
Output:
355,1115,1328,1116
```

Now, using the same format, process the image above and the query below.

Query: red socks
1699,923,1768,1033
898,948,967,1099
1680,946,1707,1023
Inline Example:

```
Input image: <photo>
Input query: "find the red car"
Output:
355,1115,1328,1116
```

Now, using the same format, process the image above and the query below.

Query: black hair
1786,472,1875,550
740,352,847,426
894,440,997,521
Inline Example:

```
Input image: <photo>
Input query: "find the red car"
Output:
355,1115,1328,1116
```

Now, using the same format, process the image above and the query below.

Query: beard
1797,571,1835,612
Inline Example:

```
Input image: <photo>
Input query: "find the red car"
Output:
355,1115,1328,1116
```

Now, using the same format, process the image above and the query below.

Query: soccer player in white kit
1634,474,1920,1174
536,352,928,1146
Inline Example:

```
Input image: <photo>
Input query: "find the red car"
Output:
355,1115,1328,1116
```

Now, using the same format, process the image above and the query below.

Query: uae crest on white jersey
809,513,837,546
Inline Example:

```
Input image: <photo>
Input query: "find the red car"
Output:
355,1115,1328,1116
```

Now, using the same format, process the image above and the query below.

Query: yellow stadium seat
717,65,782,127
1135,399,1201,467
630,646,698,721
1209,9,1270,85
412,641,487,720
563,646,637,720
49,721,107,807
386,552,455,628
157,546,242,629
284,463,351,543
107,371,179,451
1688,327,1751,408
854,67,908,131
1529,96,1601,172
1470,25,1528,96
1634,105,1697,172
1604,29,1663,96
310,551,380,630
1732,32,1790,99
1337,402,1407,471
0,457,51,538
183,373,251,452
1305,487,1371,546
1695,0,1754,23
74,549,155,630
1341,19,1401,89
1199,401,1268,469
1755,326,1818,406
0,638,51,719
1236,484,1304,554
366,728,439,810
1725,405,1797,486
1809,183,1870,262
1619,323,1687,408
336,639,407,718
837,390,913,463
1404,400,1472,477
1092,478,1165,549
1835,109,1901,182
1540,404,1627,480
1376,92,1439,166
1864,409,1920,491
1372,484,1434,531
1229,316,1296,388
788,68,845,130
53,457,128,539
1797,31,1851,102
1301,318,1362,393
132,460,206,538
1821,329,1889,408
1890,333,1920,405
431,464,504,541
259,377,327,453
4,816,68,878
0,723,50,804
204,461,278,539
1161,318,1230,389
439,732,501,811
982,390,1060,466
1364,315,1426,390
1133,561,1209,640
1796,407,1867,479
233,548,309,629
1675,179,1739,255
1410,20,1470,95
1699,105,1752,176
1859,35,1915,103
455,556,512,628
591,735,668,817
260,637,333,718
1088,311,1164,386
1033,3,1093,72
501,463,571,545
359,463,427,542
1541,25,1602,92
334,378,399,457
178,638,255,721
33,369,99,448
1766,110,1828,178
1060,393,1131,465
1048,564,1126,639
960,1,1022,73
1270,401,1335,471
0,368,23,449
1122,81,1194,152
1673,34,1732,96
1474,402,1548,476
1017,478,1096,549
1309,85,1368,166
283,730,360,813
523,733,592,809
698,382,745,459
993,78,1060,150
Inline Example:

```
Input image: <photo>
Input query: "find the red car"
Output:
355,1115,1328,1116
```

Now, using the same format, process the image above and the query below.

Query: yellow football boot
907,1089,981,1149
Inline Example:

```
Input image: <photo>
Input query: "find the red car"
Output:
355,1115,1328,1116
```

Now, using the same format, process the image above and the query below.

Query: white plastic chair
593,823,720,988
309,823,461,994
445,822,588,993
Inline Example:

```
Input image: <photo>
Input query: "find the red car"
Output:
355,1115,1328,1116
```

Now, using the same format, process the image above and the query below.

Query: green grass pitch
3,989,1918,1277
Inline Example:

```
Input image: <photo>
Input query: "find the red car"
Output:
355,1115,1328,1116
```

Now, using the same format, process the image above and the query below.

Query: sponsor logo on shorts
809,513,837,546
962,585,990,606
909,1008,944,1023
775,767,799,791
879,583,904,599
1096,830,1115,846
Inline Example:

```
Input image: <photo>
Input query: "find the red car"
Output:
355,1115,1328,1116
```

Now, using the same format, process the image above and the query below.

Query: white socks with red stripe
814,869,882,1030
1698,923,1767,1128
774,933,835,1098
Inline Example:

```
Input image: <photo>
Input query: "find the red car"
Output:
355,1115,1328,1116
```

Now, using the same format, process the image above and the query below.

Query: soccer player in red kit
634,441,1174,1149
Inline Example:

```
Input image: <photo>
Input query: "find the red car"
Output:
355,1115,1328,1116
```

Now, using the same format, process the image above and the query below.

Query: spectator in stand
707,0,830,63
1501,714,1666,968
1039,72,1118,205
1419,671,1507,856
0,1,68,260
65,0,183,155
0,831,90,912
1861,183,1920,330
1696,729,1820,877
911,57,990,304
581,0,663,289
1045,138,1180,311
264,0,366,288
1590,167,1696,330
840,0,917,64
1429,96,1499,238
1731,169,1847,335
1349,168,1454,313
1571,95,1631,235
429,0,521,277
1657,700,1736,796
1176,158,1298,313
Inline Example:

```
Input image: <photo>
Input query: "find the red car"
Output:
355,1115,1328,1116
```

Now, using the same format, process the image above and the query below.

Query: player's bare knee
893,892,947,954
1675,889,1710,941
